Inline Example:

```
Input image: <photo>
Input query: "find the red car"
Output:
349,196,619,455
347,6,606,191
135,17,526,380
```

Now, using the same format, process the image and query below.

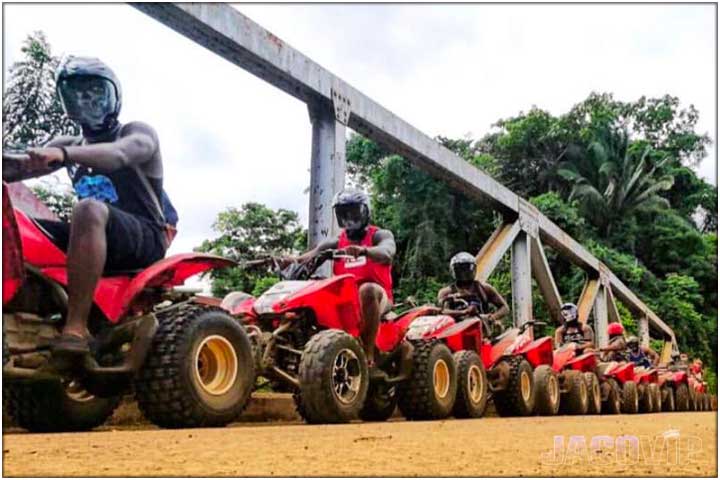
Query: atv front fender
111,254,235,322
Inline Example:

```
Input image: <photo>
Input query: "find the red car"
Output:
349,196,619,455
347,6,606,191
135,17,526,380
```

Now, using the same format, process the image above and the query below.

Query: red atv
221,250,459,423
418,295,556,418
551,342,602,415
2,180,255,431
485,319,556,417
658,367,693,411
595,359,639,414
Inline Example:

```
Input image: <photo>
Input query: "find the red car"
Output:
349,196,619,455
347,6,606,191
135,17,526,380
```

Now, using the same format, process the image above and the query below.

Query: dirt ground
3,412,716,477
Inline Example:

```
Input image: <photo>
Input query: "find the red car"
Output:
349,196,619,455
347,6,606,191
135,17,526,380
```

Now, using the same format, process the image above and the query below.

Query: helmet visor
561,308,577,323
58,76,117,129
335,204,366,231
452,262,475,283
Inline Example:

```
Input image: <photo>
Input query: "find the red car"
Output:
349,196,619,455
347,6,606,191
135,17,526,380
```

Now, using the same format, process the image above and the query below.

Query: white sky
3,3,717,259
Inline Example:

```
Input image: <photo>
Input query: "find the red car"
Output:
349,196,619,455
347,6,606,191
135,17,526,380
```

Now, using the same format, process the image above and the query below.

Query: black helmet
333,188,370,237
56,56,122,135
560,303,579,324
627,335,639,350
450,251,476,284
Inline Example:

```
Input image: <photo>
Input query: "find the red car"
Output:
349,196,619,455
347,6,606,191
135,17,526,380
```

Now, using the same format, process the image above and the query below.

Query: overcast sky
3,3,716,258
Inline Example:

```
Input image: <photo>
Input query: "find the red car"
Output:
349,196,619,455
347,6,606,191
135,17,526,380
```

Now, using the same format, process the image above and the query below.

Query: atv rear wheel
584,372,602,415
134,305,255,429
601,378,622,414
661,385,675,412
532,365,560,416
359,382,398,422
621,381,639,414
3,378,119,432
675,383,690,411
638,384,653,413
298,329,368,424
560,370,588,415
453,350,488,418
493,357,535,417
398,341,457,420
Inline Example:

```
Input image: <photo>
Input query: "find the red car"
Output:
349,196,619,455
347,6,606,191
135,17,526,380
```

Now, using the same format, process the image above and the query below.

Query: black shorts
35,205,167,272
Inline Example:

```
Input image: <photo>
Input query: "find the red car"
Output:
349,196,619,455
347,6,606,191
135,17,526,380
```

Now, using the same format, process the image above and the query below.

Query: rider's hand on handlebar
339,245,367,258
277,256,297,269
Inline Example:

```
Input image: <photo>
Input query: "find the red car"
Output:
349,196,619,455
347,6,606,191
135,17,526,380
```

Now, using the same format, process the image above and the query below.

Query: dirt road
3,413,716,477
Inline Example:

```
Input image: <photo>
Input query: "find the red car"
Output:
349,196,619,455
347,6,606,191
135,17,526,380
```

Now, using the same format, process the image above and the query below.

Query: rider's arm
644,346,659,365
437,286,453,306
367,229,396,264
2,136,75,182
481,282,509,322
600,337,626,352
62,122,158,172
554,327,564,347
294,237,339,263
579,324,595,350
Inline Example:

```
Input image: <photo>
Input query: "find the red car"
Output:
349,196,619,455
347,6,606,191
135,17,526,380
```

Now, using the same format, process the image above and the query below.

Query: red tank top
334,225,394,303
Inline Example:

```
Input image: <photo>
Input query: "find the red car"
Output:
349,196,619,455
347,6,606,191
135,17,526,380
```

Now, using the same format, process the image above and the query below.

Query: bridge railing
132,3,676,350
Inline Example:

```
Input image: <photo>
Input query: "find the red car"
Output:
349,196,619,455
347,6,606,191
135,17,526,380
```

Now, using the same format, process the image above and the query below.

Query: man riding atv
626,335,659,368
436,251,509,337
2,56,177,359
600,322,627,361
554,303,594,353
282,188,394,368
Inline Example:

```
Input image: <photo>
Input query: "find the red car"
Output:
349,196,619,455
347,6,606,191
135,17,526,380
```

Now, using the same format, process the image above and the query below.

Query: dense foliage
343,92,717,383
196,203,306,297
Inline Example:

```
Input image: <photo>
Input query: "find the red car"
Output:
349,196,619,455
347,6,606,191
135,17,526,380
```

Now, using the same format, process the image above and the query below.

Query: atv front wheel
621,381,639,414
560,370,588,415
453,350,488,418
494,357,535,417
359,382,398,422
601,378,622,414
675,383,690,411
4,378,119,432
134,305,255,428
533,365,560,416
584,372,602,415
297,329,368,424
398,341,457,420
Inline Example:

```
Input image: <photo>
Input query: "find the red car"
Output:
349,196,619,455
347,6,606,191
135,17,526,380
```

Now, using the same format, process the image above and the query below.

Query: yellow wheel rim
434,359,451,399
520,371,531,401
194,335,238,396
468,365,484,403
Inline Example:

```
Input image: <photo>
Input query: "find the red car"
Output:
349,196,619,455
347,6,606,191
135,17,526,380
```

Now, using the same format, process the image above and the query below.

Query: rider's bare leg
61,199,109,341
358,283,385,365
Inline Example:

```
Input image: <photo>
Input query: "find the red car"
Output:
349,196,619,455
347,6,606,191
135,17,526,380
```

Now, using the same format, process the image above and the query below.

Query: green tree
558,127,674,241
3,31,78,149
196,203,306,297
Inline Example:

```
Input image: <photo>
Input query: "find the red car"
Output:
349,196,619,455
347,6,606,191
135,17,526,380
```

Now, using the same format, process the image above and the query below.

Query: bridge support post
594,285,609,347
639,316,650,347
308,101,346,249
511,231,533,327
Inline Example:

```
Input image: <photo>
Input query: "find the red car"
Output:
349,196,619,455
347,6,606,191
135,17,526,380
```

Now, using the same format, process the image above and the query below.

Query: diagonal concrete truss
132,3,676,350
